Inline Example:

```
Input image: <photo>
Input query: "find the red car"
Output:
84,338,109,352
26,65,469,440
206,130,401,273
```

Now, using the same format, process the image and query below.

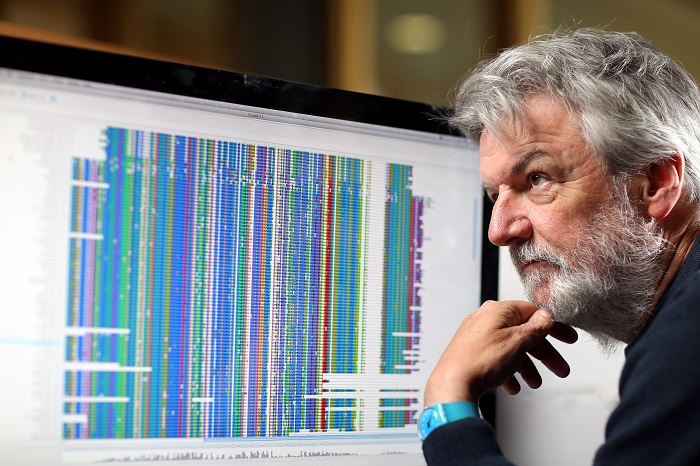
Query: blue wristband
418,401,480,441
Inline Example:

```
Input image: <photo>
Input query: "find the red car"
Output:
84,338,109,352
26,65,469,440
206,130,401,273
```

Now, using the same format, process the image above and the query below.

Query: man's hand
424,300,578,406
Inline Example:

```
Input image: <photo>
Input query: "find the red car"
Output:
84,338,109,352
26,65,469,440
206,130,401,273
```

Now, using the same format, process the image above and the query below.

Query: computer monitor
0,35,496,465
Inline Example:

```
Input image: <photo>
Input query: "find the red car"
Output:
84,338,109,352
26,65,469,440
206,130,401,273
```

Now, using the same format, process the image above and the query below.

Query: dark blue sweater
423,237,700,465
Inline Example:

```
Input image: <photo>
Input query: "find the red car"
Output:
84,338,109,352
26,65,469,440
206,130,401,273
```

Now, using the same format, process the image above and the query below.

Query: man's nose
487,192,532,247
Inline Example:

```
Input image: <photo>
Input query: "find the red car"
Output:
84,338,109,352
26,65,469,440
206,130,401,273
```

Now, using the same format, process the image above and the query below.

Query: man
419,28,700,464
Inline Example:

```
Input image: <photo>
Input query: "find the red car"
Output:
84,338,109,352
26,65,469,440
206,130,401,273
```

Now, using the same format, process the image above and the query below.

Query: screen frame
0,34,459,136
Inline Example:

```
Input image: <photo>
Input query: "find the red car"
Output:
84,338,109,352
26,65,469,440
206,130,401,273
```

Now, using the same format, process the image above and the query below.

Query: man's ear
642,153,684,220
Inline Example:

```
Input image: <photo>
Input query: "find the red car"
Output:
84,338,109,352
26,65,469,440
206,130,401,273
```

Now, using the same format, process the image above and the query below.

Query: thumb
524,308,556,334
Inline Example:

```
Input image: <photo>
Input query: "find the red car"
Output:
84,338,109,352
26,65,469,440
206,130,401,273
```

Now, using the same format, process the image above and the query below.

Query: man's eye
529,173,546,187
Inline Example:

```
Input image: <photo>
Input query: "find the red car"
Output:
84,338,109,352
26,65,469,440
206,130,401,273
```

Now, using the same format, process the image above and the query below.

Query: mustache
509,241,567,272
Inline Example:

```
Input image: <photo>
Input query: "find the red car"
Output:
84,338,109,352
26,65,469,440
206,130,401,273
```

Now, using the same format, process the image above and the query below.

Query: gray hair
450,27,700,204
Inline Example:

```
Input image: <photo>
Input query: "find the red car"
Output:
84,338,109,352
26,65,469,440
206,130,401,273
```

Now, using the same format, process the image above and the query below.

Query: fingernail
539,308,553,320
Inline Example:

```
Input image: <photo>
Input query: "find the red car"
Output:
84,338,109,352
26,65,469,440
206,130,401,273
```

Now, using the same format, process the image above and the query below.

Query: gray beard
510,194,665,351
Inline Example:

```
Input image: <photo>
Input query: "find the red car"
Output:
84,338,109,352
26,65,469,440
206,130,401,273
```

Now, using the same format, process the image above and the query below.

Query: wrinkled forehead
477,95,609,194
477,95,583,154
477,94,582,144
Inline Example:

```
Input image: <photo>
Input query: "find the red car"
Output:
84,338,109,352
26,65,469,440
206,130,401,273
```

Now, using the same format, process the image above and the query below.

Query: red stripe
321,157,334,430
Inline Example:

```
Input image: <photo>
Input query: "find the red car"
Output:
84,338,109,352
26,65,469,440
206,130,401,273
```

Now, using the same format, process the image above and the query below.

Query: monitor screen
0,36,493,465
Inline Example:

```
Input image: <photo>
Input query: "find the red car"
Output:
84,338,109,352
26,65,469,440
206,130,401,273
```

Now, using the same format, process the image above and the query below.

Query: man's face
479,94,663,345
480,95,614,302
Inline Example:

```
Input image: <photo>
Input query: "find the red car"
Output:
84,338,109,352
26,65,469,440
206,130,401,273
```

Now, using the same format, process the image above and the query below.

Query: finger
500,375,521,395
549,321,578,344
521,307,557,337
517,354,543,389
527,338,571,378
497,300,540,326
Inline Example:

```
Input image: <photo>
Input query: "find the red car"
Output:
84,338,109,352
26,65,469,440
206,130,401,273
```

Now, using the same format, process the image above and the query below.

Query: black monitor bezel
0,34,461,136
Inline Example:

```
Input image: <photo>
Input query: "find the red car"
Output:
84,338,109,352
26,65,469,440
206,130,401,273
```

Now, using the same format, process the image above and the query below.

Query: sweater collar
627,235,700,350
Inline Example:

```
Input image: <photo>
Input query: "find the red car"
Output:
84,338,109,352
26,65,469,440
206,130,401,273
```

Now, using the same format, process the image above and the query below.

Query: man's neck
650,217,700,313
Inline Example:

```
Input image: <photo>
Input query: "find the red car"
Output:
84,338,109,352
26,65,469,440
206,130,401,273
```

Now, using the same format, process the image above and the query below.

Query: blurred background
0,1,696,465
0,0,698,106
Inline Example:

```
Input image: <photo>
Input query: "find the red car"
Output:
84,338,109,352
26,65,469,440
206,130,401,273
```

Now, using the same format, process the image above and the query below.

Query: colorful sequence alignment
64,126,425,439
380,165,424,428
